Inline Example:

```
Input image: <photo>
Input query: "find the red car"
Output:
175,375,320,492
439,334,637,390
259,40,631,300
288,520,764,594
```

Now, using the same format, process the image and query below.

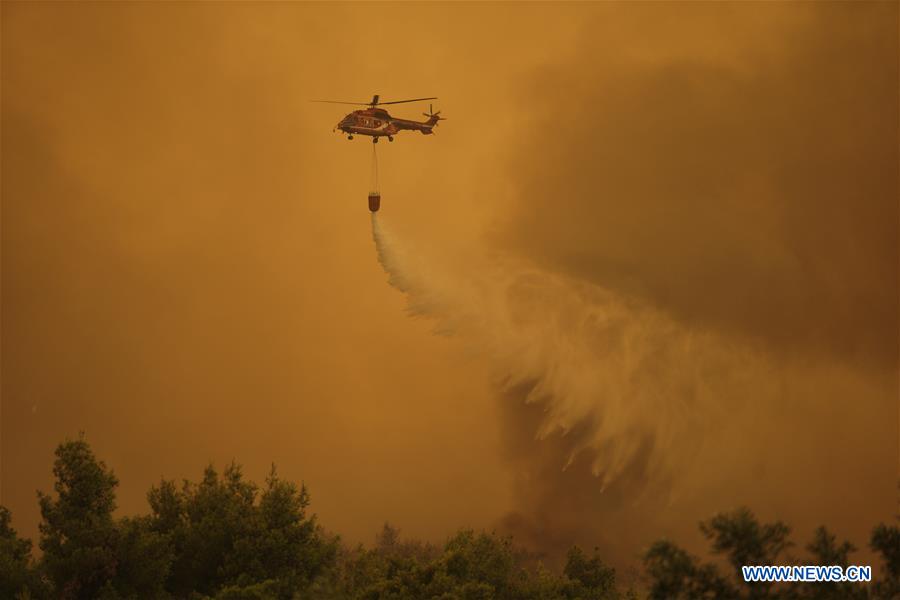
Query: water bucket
368,192,381,212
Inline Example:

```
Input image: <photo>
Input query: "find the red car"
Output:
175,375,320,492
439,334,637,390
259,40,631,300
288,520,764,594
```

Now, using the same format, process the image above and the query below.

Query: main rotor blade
310,100,369,105
377,96,438,105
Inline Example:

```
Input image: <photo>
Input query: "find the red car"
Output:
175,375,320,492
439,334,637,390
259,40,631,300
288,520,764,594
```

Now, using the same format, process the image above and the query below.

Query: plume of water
371,213,774,488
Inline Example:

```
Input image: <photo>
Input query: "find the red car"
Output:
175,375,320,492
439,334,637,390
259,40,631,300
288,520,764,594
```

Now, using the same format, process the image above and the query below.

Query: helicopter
313,95,445,143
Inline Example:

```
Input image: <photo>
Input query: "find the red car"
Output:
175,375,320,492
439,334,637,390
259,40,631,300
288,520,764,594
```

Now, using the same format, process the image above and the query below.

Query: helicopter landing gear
388,136,394,142
347,135,353,140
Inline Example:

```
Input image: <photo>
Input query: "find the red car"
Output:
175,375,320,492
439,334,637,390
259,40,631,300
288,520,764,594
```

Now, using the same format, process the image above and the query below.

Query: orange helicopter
313,95,444,143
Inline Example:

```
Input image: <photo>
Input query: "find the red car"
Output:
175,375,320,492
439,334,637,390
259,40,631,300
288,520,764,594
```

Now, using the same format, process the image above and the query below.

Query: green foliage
31,436,335,598
212,579,281,599
644,539,735,599
701,507,792,575
806,526,856,568
35,437,173,599
643,508,900,600
109,516,173,598
314,527,483,598
700,507,791,599
37,436,120,599
17,436,900,599
310,524,628,600
794,526,866,600
148,462,336,598
439,529,517,595
563,545,617,598
870,522,900,600
0,505,47,599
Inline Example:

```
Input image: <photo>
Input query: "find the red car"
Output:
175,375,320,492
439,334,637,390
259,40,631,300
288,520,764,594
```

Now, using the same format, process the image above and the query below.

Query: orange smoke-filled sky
2,1,897,564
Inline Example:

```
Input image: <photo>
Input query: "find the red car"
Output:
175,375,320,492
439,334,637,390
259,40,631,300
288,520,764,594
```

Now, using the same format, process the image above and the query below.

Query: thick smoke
489,4,898,563
369,3,896,566
373,191,894,565
502,3,898,372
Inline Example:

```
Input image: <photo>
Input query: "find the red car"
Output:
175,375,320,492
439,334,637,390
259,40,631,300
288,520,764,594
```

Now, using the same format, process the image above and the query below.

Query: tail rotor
423,103,445,122
422,103,445,134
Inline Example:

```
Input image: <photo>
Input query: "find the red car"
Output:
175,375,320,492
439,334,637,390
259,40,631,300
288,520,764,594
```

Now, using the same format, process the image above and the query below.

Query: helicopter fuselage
336,108,438,139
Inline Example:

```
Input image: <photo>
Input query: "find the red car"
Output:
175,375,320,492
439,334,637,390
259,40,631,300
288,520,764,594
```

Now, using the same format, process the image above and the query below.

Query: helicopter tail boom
390,104,444,134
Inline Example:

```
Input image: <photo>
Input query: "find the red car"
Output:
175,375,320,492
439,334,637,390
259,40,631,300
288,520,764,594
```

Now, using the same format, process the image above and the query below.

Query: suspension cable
370,143,379,194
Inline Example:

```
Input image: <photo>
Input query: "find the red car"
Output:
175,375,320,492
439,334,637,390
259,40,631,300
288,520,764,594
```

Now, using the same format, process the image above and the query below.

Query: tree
870,522,900,600
373,522,439,563
38,434,900,599
795,526,865,600
221,465,336,595
645,508,799,599
563,546,618,599
0,505,46,599
148,461,335,598
701,507,791,599
644,507,792,599
37,436,120,599
341,529,523,599
108,515,173,598
644,539,736,600
439,529,518,597
643,508,900,600
702,508,791,571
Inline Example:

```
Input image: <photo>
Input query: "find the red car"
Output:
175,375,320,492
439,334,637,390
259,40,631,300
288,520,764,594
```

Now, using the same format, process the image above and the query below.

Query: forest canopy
2,436,897,599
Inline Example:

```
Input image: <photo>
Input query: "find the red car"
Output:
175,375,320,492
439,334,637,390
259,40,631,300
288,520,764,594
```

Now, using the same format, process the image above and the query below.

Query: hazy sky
3,2,897,569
